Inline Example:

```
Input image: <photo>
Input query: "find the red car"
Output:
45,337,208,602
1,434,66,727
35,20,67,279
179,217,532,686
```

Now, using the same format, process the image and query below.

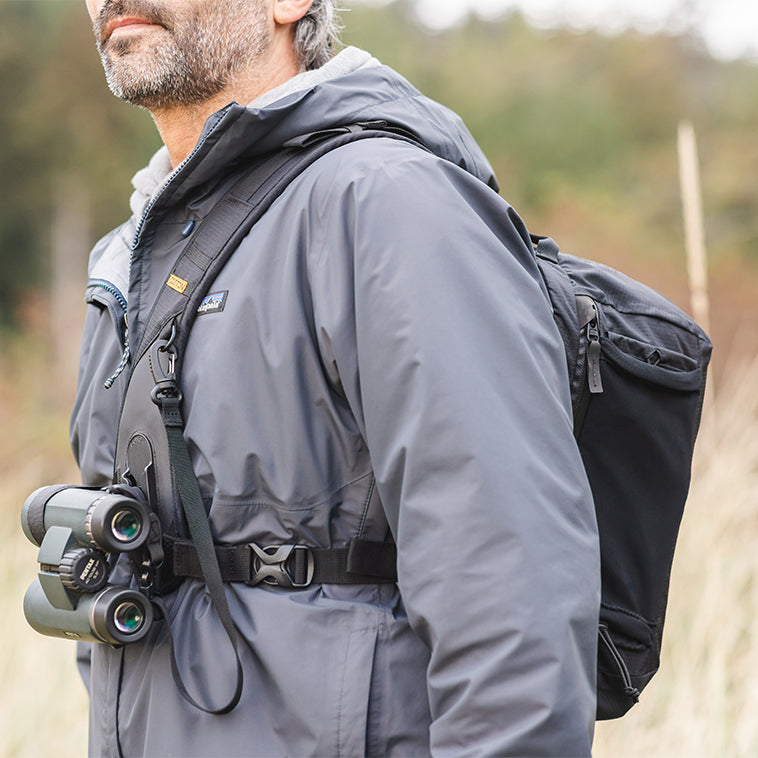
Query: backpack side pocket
580,314,706,718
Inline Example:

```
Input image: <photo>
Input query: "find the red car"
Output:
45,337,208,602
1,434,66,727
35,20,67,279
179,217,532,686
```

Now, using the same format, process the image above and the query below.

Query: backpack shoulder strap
130,121,424,377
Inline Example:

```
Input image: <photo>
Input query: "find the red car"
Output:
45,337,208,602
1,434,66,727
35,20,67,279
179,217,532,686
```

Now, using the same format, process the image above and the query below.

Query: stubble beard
94,0,271,111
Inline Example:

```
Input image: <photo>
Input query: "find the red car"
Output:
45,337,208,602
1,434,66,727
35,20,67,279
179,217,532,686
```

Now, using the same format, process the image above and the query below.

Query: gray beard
95,0,270,110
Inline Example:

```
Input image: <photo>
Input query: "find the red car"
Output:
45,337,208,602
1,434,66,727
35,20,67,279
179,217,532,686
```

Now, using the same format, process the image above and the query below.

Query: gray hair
293,0,342,71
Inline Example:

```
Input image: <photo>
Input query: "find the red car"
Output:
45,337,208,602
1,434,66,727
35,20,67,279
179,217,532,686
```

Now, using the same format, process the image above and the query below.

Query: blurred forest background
1,0,756,756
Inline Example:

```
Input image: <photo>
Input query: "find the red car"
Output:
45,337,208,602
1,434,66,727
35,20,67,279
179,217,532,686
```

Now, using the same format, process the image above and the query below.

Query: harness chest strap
161,535,398,590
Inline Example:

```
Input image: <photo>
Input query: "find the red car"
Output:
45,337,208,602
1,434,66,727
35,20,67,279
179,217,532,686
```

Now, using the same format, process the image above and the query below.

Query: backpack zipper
573,295,604,436
586,304,603,395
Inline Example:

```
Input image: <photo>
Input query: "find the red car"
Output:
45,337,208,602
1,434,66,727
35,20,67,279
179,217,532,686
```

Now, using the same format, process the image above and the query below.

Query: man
72,0,600,754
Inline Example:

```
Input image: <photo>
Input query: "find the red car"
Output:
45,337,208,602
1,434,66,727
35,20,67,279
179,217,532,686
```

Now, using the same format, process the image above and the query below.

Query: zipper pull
598,624,641,703
576,295,603,395
586,311,603,394
104,332,130,390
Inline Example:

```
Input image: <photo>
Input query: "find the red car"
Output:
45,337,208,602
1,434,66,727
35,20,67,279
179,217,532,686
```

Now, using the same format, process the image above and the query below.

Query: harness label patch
166,274,188,294
197,291,228,316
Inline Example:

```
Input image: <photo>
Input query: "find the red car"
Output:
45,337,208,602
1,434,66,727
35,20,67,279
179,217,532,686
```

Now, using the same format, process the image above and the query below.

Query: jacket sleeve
308,142,600,757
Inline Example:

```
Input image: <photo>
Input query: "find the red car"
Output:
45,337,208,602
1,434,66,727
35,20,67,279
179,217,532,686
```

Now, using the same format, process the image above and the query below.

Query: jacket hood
229,55,497,183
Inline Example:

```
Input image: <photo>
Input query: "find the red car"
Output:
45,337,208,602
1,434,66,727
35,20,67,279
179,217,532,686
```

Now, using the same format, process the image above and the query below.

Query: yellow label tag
166,274,188,294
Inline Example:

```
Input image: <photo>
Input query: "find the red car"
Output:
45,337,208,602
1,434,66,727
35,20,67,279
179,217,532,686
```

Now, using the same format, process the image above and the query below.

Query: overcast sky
354,0,758,62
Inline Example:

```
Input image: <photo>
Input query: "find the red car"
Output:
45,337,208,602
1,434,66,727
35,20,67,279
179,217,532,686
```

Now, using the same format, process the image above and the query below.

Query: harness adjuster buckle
248,544,315,588
150,380,183,405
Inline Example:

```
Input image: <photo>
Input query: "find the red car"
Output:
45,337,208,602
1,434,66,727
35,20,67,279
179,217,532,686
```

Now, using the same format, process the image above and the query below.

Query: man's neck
150,35,302,168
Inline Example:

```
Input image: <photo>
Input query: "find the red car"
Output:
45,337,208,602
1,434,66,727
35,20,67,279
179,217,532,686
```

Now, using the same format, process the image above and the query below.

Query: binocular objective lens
111,510,141,542
114,601,145,635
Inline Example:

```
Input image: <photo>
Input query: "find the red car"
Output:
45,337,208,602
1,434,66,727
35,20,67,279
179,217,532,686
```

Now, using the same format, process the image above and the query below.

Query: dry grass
2,489,88,758
1,332,88,758
1,329,755,757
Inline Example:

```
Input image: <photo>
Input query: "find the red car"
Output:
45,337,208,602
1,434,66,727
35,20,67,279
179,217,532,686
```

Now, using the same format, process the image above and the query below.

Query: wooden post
677,121,711,336
678,121,715,421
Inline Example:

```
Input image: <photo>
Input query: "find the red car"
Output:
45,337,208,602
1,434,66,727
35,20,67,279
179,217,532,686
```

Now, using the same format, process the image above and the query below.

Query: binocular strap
155,386,244,715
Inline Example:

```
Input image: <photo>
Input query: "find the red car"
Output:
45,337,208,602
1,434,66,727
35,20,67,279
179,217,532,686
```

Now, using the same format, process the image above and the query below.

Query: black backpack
119,121,712,719
532,235,710,718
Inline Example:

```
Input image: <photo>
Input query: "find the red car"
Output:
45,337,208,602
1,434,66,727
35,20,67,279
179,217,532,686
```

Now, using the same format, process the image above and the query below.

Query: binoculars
21,485,155,645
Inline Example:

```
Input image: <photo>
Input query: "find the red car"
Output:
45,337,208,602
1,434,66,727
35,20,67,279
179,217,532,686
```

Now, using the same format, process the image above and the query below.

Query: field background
1,0,757,755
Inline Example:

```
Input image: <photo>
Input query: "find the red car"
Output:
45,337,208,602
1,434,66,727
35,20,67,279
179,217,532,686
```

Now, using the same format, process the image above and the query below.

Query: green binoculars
21,485,155,645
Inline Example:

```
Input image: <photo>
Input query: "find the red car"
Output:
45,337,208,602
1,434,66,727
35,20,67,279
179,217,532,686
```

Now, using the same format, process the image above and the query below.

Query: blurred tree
0,1,158,325
342,3,758,272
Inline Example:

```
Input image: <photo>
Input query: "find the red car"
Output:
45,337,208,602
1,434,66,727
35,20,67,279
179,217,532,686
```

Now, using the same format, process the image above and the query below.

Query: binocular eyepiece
22,485,151,553
23,582,154,645
22,485,155,645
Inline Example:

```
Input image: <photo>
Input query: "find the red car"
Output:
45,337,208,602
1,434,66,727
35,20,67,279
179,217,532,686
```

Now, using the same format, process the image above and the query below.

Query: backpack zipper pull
576,295,603,395
586,311,603,394
572,295,604,436
598,623,641,703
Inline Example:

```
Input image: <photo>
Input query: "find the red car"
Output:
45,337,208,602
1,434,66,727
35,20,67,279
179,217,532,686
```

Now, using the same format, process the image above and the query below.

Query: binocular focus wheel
58,547,109,593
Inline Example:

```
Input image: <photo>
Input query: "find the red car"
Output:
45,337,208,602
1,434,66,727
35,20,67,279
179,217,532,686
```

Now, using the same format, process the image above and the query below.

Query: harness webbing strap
163,536,398,587
131,124,422,380
157,392,244,714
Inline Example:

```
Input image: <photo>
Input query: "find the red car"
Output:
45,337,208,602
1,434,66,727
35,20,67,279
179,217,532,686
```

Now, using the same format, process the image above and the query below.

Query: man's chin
103,69,169,110
101,24,167,59
105,72,220,112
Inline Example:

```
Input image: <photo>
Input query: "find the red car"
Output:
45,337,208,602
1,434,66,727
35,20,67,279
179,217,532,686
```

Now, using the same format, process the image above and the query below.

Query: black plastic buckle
248,544,315,588
150,380,183,406
150,381,184,428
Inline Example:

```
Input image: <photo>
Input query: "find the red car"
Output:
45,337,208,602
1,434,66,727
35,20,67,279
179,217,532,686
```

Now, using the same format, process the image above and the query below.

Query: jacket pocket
86,279,128,347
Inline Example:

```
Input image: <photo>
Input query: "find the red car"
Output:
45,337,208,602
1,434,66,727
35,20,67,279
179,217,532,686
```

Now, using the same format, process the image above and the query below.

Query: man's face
86,0,272,110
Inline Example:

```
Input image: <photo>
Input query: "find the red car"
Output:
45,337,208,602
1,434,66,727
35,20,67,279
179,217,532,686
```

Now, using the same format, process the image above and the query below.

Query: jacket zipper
100,107,236,389
89,278,128,314
131,107,232,250
104,318,130,390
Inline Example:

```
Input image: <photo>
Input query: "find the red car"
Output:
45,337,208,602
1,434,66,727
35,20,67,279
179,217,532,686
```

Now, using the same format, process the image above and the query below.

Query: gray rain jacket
70,47,600,758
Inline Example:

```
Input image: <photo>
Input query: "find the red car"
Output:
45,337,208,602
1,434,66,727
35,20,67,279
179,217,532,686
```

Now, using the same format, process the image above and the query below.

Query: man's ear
273,0,314,26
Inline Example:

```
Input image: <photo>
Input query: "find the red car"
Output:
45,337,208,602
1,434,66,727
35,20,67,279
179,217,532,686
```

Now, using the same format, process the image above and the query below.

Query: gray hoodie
71,47,599,757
